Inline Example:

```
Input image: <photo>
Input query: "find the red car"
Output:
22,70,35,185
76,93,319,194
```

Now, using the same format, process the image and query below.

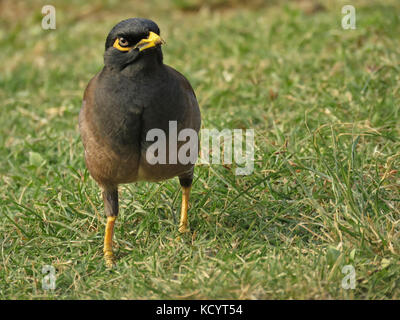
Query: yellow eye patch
113,38,132,51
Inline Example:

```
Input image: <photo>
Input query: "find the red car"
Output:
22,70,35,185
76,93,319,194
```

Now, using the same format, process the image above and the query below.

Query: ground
0,0,399,299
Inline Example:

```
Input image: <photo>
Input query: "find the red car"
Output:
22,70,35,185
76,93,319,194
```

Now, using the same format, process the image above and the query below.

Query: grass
0,0,399,299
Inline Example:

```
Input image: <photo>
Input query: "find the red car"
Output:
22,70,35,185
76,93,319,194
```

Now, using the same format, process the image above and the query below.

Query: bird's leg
102,187,118,268
178,177,192,233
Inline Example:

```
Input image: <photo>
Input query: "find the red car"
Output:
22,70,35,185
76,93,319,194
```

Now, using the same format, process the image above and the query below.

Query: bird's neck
120,50,163,78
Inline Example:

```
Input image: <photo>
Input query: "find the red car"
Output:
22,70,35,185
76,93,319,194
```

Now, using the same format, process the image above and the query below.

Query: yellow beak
134,31,165,51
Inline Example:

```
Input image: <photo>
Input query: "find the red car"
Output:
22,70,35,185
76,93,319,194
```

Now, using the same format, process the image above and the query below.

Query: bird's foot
178,224,190,234
104,250,115,268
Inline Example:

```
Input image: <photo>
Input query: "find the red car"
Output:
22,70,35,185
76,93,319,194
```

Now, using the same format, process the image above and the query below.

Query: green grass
0,0,399,299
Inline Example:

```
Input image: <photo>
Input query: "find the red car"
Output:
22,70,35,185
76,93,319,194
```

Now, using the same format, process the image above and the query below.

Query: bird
79,18,201,267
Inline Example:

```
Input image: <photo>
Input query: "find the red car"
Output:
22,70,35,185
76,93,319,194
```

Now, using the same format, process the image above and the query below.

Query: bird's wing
164,65,201,132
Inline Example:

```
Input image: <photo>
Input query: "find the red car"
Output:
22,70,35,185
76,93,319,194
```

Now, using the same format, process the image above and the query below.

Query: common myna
79,18,201,267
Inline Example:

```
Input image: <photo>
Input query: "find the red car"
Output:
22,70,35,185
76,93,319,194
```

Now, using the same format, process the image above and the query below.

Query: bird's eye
118,37,129,47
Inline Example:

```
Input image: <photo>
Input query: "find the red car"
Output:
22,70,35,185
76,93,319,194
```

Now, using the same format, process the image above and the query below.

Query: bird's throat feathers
104,47,163,76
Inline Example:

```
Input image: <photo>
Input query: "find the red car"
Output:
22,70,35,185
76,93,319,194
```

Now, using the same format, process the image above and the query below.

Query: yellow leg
179,186,191,233
103,216,116,268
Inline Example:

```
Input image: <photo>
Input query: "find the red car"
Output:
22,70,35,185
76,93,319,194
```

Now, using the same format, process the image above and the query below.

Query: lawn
0,0,399,299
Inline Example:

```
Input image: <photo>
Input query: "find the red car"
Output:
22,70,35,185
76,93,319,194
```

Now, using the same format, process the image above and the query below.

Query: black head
104,18,164,71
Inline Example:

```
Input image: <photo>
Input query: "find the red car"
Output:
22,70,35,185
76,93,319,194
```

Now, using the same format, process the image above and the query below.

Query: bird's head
104,18,165,71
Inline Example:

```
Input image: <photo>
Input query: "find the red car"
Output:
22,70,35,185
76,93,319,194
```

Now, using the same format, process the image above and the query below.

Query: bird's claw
104,250,115,268
178,224,190,234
